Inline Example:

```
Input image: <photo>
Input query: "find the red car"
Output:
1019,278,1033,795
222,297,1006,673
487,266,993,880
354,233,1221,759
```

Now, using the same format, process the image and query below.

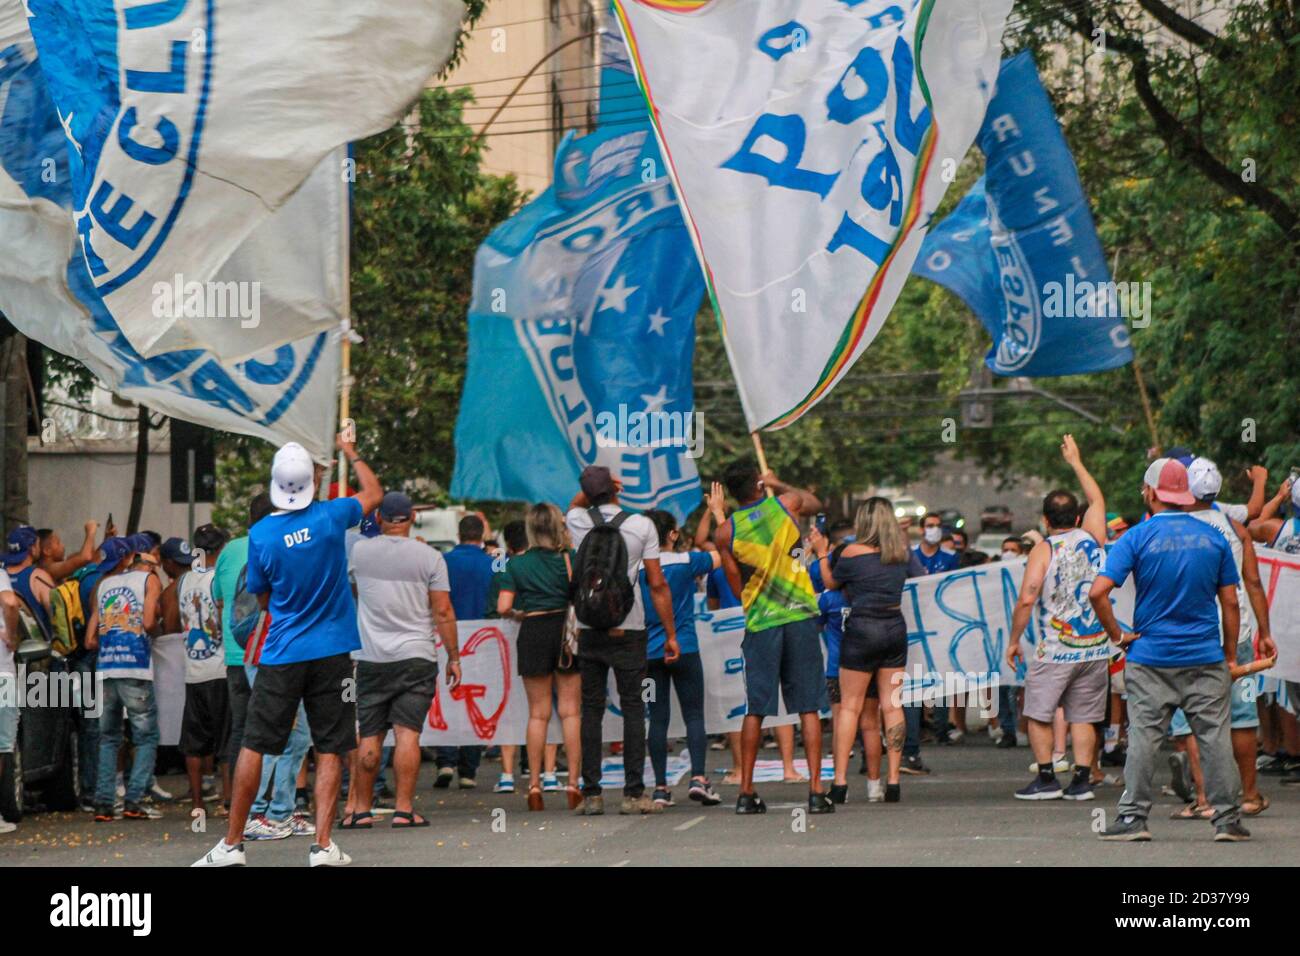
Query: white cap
1292,477,1300,510
1187,457,1222,501
270,442,316,511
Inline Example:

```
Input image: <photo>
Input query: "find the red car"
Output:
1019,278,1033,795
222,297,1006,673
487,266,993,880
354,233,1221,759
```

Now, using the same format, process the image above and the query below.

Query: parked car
0,608,80,823
892,496,928,522
980,504,1014,531
939,508,966,532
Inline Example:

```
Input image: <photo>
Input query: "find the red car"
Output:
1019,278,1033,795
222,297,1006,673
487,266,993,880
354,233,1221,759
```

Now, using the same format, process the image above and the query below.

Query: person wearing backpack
564,465,678,816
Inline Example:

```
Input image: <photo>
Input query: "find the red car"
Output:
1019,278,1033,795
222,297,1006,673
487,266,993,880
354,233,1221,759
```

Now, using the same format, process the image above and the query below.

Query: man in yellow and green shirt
715,461,830,816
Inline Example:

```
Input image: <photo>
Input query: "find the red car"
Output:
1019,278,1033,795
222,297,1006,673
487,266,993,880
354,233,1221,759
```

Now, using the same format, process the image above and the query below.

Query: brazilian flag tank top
728,496,819,632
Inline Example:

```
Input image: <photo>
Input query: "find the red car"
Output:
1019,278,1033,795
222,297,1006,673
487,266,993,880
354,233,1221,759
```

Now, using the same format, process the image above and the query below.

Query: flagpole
1114,249,1160,456
336,151,352,498
751,431,774,498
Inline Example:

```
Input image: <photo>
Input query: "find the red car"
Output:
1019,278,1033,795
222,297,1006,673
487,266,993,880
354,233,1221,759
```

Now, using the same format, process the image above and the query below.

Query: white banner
610,0,1012,430
22,0,465,359
142,549,1300,746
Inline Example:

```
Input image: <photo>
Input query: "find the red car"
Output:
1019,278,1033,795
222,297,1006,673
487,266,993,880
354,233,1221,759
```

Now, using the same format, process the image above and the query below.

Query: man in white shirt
345,492,461,828
565,465,676,816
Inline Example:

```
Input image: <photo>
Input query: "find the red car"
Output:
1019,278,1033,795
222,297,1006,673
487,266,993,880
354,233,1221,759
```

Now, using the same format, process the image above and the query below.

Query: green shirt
498,548,570,613
212,536,249,666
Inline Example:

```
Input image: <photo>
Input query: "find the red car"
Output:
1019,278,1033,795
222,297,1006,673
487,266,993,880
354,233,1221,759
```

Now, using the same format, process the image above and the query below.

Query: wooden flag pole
1113,249,1160,456
336,158,353,499
751,430,773,498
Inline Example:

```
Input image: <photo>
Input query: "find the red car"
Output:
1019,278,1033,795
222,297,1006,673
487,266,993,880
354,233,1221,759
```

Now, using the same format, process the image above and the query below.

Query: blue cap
359,511,381,538
97,536,134,572
126,533,154,554
160,536,191,564
3,526,37,566
378,491,414,522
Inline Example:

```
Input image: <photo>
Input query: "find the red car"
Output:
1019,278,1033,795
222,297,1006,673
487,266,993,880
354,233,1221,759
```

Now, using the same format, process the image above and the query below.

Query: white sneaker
145,781,173,803
1027,757,1072,775
987,724,1004,743
191,839,246,867
947,729,965,744
309,841,352,867
0,819,16,834
866,779,885,803
243,814,292,841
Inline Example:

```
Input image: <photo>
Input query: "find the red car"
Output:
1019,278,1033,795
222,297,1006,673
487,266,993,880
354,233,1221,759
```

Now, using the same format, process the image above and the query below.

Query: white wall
26,440,213,550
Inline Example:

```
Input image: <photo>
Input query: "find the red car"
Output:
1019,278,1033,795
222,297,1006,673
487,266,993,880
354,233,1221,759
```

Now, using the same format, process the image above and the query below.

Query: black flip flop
339,811,375,829
392,811,430,828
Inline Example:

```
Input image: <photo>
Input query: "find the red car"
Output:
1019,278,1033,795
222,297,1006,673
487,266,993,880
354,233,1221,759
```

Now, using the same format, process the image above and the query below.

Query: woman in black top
810,496,911,804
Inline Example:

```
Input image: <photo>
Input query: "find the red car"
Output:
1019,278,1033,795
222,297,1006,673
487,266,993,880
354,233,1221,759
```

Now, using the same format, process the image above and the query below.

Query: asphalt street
2,737,1295,867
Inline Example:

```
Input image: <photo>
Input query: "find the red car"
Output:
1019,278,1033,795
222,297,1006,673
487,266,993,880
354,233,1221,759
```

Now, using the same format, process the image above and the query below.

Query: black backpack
571,507,635,630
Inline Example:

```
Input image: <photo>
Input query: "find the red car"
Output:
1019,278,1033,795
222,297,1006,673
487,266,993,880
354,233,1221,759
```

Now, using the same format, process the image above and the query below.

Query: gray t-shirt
565,504,660,631
349,534,449,663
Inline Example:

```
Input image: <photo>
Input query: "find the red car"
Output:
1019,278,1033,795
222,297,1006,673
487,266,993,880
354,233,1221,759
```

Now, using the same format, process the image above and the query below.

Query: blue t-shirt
641,551,713,659
247,497,363,665
912,546,960,575
706,565,741,609
1098,511,1239,667
818,589,847,679
444,544,495,620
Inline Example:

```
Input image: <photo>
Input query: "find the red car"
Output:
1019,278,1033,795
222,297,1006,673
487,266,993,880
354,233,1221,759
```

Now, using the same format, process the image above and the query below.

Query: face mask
1001,550,1020,561
923,526,942,545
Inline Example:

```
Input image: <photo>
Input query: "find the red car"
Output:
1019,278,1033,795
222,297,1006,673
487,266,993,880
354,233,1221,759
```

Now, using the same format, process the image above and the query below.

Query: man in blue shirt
1089,457,1246,843
434,514,496,788
194,435,382,868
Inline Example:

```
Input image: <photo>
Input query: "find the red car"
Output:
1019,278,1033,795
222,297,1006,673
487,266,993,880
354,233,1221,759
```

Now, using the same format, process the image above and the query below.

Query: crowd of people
0,429,1295,863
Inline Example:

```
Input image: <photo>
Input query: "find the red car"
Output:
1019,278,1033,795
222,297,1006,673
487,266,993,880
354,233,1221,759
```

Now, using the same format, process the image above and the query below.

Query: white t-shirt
350,534,450,663
1190,506,1253,642
0,569,13,676
565,505,660,632
179,568,226,684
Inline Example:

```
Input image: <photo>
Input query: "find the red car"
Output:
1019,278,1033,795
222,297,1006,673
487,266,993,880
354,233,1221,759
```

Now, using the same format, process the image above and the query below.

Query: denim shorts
0,692,16,753
741,616,827,717
1169,639,1259,734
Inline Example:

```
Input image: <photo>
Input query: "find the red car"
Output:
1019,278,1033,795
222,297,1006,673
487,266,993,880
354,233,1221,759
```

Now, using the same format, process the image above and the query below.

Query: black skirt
516,611,577,677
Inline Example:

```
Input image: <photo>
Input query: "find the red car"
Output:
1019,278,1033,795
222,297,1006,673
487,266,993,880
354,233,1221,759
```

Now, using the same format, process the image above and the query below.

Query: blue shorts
741,616,828,717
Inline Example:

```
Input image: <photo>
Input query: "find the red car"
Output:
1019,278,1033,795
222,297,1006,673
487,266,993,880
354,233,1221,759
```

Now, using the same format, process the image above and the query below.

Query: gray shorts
741,616,827,717
1022,658,1108,724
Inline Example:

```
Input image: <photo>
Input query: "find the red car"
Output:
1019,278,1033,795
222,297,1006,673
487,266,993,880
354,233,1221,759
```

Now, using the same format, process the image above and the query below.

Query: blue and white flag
22,0,464,360
451,119,705,520
611,0,1012,430
0,3,340,460
914,53,1134,377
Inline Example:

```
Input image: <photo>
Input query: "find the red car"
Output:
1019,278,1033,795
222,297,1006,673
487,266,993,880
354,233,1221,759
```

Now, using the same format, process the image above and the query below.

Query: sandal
527,787,544,811
1242,794,1270,816
392,810,430,828
566,785,583,811
339,811,375,829
1169,802,1213,820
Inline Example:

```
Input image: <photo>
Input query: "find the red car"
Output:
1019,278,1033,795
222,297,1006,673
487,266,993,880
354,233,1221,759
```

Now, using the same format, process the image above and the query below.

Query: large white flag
611,0,1012,430
0,4,341,460
22,0,464,359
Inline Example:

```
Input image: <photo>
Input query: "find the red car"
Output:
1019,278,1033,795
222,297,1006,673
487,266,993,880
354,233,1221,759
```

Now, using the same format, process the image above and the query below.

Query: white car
891,496,927,521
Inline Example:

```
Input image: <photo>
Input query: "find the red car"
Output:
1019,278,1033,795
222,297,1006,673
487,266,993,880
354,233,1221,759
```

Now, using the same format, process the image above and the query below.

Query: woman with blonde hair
497,502,582,810
810,496,913,804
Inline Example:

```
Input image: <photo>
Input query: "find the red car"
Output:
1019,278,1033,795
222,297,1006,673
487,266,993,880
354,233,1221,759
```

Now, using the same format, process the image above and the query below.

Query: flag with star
451,116,705,519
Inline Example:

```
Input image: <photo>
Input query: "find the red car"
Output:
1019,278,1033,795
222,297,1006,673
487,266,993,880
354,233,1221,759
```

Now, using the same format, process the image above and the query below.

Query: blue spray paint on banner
914,52,1133,377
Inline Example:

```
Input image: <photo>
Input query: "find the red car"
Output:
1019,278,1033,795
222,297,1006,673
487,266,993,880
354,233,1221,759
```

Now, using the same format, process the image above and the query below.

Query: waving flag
0,3,339,460
611,0,1012,431
22,0,464,360
451,117,706,519
914,53,1134,377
